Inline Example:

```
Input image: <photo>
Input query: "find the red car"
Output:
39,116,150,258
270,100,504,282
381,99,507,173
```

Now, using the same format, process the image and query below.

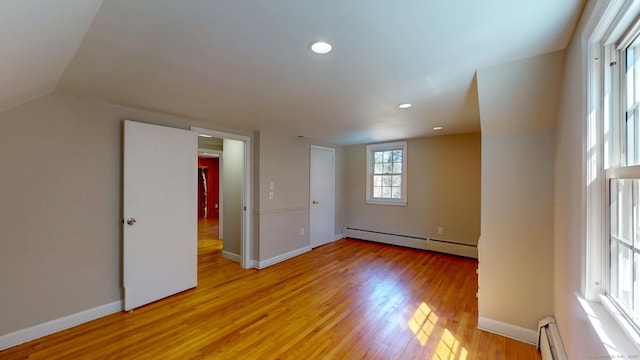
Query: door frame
192,126,253,269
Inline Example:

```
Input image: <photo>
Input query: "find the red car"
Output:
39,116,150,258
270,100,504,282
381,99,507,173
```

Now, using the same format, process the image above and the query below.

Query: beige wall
477,51,563,334
0,94,121,336
221,138,244,256
254,131,345,263
344,133,481,246
554,0,607,357
0,93,255,337
254,131,310,261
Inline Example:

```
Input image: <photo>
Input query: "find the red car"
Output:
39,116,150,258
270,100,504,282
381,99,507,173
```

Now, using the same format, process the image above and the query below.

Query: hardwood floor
198,217,219,241
0,238,540,359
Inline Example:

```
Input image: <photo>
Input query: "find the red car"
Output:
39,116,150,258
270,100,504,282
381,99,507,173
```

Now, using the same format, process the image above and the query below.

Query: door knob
126,218,137,225
312,200,319,204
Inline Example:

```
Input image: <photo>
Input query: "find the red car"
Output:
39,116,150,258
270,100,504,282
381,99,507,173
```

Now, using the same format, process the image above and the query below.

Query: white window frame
587,1,640,350
365,141,407,206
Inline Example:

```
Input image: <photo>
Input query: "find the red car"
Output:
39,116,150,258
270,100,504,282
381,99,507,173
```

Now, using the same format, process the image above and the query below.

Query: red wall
198,157,219,218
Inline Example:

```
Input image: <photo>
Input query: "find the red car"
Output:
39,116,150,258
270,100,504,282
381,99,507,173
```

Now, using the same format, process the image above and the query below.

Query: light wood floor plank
0,237,540,359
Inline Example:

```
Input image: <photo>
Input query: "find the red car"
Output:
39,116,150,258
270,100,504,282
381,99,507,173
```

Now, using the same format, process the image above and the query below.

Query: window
592,7,640,338
366,141,407,205
606,37,640,330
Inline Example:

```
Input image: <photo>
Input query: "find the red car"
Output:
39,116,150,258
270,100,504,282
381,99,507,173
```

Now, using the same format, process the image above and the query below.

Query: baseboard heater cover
344,227,478,258
537,316,567,360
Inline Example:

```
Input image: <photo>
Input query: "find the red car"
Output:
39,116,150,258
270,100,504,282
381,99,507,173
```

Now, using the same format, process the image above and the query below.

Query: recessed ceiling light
198,134,212,138
309,41,332,54
433,126,444,130
398,103,412,109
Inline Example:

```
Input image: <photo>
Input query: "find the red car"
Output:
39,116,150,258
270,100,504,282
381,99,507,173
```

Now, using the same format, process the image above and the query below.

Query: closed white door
310,145,335,248
123,120,197,311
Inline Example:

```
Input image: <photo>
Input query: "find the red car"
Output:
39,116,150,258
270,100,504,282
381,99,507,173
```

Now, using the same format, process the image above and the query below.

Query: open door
123,120,197,311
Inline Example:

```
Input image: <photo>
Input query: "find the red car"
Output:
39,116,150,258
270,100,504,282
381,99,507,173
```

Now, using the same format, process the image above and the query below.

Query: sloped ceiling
4,1,584,145
0,0,102,111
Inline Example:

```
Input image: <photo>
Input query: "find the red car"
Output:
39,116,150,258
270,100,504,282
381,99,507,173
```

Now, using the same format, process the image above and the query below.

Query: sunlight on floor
408,302,439,345
433,328,467,360
408,302,468,360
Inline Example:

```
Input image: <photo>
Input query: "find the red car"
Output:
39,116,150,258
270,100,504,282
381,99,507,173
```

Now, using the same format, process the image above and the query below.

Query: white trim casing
0,301,122,351
222,250,241,263
258,246,311,269
477,316,538,345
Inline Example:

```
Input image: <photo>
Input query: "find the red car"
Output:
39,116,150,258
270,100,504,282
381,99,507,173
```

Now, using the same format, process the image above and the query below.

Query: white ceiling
0,0,102,111
3,0,584,145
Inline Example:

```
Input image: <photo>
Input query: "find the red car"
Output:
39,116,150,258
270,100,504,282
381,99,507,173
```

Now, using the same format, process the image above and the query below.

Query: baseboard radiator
343,227,478,258
537,317,567,360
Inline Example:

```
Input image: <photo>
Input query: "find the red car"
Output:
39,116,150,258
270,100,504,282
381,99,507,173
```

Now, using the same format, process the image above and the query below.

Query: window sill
365,199,407,206
577,294,640,357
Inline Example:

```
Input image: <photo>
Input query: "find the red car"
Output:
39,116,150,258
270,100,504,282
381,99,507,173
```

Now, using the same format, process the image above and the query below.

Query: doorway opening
192,126,252,269
198,148,221,253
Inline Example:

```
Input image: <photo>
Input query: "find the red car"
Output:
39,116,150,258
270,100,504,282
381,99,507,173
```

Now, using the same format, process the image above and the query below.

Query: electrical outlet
269,191,274,200
300,228,305,236
437,227,443,235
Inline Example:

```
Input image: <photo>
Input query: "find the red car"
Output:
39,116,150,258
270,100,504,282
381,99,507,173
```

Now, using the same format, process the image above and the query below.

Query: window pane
373,186,382,198
623,179,634,245
393,150,402,162
373,175,382,186
380,175,389,186
391,175,401,186
383,151,393,163
635,252,640,320
626,46,640,166
612,179,634,245
612,239,619,299
627,110,637,165
618,243,633,308
391,187,401,199
392,163,402,173
636,180,640,249
628,47,635,112
612,180,620,238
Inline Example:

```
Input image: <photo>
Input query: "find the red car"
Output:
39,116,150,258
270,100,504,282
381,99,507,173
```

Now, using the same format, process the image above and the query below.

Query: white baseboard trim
0,300,122,351
477,316,538,345
344,228,478,259
345,228,427,250
334,234,344,241
258,246,311,269
222,250,241,263
428,239,478,259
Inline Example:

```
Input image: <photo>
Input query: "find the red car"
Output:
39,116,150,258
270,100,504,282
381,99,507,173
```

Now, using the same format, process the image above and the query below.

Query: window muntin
366,142,407,205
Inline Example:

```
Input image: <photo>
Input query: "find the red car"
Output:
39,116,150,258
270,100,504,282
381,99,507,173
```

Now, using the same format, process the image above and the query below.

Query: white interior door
310,145,335,248
123,120,197,311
